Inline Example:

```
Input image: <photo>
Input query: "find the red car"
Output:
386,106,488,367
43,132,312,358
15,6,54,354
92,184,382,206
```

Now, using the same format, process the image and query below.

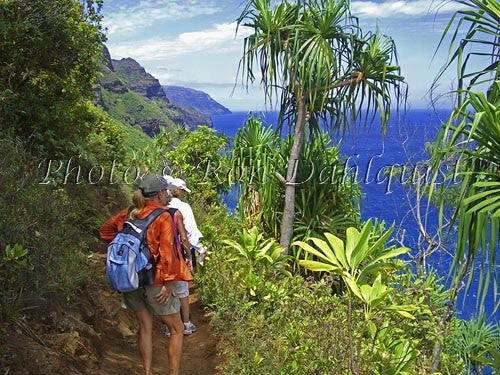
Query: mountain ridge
95,45,216,136
163,85,231,116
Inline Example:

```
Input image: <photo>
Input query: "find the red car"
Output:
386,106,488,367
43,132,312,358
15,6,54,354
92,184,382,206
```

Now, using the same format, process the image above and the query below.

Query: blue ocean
211,110,498,321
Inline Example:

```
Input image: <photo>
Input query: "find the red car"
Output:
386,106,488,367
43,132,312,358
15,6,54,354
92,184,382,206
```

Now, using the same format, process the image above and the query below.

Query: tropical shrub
295,220,427,374
223,227,291,274
130,125,231,205
165,126,231,204
198,243,353,374
0,0,106,158
232,116,284,235
451,315,500,374
232,116,361,252
198,222,465,374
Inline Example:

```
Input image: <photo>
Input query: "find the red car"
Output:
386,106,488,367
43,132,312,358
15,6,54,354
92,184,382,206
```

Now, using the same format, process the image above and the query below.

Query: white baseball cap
171,178,191,193
162,174,174,183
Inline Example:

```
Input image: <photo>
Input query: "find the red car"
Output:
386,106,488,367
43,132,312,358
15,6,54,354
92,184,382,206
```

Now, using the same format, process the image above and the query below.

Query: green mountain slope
95,46,211,136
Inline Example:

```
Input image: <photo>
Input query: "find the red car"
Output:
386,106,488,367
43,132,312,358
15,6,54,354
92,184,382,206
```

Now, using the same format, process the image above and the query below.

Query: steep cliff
95,46,212,135
112,58,168,101
163,85,231,116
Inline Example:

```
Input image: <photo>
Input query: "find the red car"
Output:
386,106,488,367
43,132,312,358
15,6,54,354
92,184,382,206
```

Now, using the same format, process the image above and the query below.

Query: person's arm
175,210,192,270
99,208,128,243
181,203,206,254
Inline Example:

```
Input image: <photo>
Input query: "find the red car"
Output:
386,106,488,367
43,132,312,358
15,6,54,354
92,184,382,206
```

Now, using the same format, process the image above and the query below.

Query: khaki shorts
123,285,180,316
173,281,189,299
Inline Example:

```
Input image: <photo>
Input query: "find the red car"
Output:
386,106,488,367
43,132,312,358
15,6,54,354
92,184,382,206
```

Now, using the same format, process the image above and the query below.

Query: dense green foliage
130,125,230,205
232,116,361,248
0,0,104,157
197,222,469,374
0,0,135,322
0,137,129,321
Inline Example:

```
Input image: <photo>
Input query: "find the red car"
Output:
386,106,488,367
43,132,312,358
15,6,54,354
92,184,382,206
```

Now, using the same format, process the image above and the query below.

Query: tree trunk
431,340,442,373
279,94,307,253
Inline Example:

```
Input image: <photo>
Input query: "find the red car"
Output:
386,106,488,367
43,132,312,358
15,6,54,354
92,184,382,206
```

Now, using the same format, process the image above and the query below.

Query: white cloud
104,0,221,35
351,0,464,17
108,22,252,61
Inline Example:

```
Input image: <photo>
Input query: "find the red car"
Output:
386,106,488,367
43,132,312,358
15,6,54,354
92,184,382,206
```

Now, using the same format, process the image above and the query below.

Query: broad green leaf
259,241,274,254
324,233,348,269
367,225,394,255
360,283,372,303
343,275,363,301
370,274,383,300
350,221,373,270
345,227,360,266
395,310,416,319
310,237,341,266
293,240,339,266
298,259,336,272
384,305,418,320
363,247,410,271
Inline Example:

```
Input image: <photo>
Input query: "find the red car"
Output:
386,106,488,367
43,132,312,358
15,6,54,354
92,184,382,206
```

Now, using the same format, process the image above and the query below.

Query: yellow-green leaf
298,260,336,272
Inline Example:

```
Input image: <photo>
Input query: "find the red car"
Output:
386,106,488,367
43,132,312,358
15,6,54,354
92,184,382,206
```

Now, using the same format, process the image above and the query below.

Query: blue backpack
106,206,166,292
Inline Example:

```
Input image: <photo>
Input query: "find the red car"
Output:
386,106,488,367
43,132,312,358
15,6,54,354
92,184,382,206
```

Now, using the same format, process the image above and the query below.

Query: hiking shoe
186,322,197,333
163,325,170,337
183,323,193,335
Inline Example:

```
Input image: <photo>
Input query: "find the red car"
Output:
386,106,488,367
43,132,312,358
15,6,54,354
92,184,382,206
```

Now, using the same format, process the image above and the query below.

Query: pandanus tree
430,0,500,309
236,0,405,252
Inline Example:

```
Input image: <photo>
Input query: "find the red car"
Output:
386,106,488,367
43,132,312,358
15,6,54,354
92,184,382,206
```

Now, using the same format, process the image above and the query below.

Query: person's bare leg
160,313,184,375
179,296,189,324
135,309,154,375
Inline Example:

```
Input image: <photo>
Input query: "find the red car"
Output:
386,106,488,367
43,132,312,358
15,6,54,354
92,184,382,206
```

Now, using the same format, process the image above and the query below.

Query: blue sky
101,0,471,111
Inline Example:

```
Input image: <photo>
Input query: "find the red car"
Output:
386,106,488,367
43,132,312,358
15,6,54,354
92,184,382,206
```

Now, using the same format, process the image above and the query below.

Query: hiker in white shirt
166,177,206,266
163,176,206,336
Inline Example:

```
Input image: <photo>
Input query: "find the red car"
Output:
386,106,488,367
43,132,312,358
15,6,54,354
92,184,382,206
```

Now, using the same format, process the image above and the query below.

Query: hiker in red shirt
100,174,193,375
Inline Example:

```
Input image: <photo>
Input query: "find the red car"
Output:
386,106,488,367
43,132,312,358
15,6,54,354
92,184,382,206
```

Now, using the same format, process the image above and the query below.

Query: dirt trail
0,251,219,375
95,290,218,375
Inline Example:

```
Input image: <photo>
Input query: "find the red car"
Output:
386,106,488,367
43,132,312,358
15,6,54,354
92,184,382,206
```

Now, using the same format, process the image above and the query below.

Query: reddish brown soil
96,292,218,375
0,253,219,375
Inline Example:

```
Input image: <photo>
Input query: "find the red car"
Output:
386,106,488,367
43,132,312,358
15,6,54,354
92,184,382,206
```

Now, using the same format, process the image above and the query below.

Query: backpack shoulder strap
126,205,135,220
126,208,167,240
166,208,180,236
145,208,168,227
142,208,168,236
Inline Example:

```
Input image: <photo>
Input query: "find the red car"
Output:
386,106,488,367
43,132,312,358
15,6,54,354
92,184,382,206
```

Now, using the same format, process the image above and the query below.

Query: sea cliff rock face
100,75,128,94
112,58,168,102
163,85,231,116
95,47,212,135
101,44,114,72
